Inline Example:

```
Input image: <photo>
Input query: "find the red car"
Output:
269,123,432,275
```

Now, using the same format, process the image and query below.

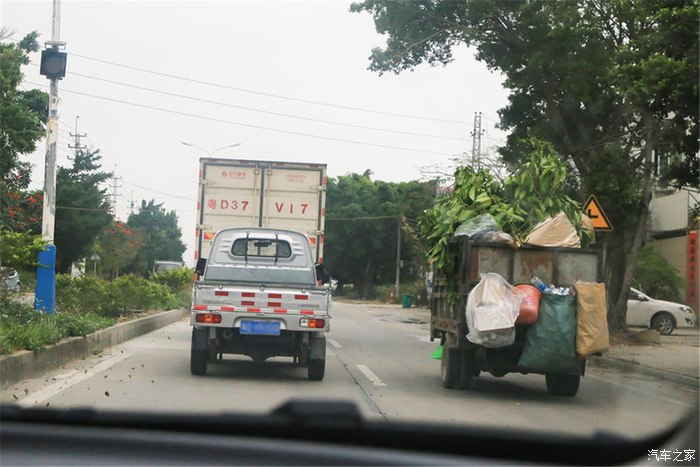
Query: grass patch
0,300,116,355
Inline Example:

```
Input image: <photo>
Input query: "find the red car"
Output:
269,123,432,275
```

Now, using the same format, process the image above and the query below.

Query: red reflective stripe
294,295,309,300
268,302,282,308
220,306,235,311
194,250,199,260
247,308,260,313
273,309,287,314
194,304,208,311
215,290,229,296
322,176,327,186
301,310,313,315
241,300,255,306
268,293,282,299
242,292,255,298
321,207,325,216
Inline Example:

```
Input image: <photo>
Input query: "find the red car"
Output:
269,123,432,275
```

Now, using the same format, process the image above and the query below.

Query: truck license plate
240,320,280,336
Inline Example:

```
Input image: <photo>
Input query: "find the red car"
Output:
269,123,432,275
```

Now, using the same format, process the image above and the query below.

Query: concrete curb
0,309,189,389
589,355,699,389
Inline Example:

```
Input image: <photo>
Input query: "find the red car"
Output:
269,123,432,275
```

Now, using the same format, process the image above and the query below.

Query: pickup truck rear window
232,238,292,259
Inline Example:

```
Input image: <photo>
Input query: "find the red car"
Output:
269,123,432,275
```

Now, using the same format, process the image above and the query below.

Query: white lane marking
327,338,342,348
356,364,387,387
17,352,131,408
586,374,693,408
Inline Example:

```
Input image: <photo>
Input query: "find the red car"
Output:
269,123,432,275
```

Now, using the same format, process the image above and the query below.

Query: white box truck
195,158,327,264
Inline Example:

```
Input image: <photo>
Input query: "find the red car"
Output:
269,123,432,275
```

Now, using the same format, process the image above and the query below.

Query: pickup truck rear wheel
308,358,325,381
191,349,208,375
190,329,209,376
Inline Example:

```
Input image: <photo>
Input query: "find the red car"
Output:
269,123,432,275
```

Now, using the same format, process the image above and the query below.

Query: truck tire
308,358,325,381
191,348,208,375
190,329,208,376
441,347,461,389
546,374,580,397
457,349,478,389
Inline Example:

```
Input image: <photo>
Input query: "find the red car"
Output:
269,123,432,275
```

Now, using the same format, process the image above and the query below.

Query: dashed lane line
355,364,387,387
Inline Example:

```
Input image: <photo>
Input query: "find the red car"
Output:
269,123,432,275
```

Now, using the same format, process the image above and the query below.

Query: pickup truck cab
190,227,331,380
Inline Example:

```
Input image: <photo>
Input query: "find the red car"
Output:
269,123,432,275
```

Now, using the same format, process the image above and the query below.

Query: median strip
0,309,188,389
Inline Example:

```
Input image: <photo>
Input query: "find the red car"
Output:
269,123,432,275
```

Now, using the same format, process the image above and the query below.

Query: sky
2,0,509,265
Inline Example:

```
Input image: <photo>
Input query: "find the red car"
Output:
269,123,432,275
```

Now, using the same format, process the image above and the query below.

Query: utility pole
110,166,122,218
129,190,135,216
68,115,87,152
471,112,483,170
395,215,402,302
35,0,66,314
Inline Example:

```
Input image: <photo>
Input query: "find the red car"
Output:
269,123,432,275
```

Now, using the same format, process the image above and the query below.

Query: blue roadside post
35,244,56,313
35,0,66,314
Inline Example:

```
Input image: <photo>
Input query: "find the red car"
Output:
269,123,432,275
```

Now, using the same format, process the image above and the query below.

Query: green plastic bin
401,294,414,308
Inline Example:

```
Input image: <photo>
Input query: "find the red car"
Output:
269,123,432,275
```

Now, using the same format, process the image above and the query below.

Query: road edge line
0,309,189,389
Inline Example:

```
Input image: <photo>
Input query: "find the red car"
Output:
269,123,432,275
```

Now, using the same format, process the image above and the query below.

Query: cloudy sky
2,0,509,264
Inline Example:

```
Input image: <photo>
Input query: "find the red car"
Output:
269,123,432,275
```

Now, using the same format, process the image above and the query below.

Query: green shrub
151,268,194,294
109,275,174,313
56,274,111,314
633,244,685,302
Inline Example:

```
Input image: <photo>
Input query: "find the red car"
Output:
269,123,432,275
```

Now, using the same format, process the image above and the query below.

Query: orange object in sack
515,285,541,324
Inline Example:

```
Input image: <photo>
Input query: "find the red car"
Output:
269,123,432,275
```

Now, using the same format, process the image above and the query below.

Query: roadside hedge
0,271,194,355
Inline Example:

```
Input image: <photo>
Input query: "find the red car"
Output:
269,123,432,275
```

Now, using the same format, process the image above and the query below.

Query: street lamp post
180,141,242,156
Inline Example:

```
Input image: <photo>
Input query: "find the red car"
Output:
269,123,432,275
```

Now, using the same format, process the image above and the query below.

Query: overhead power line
69,52,467,125
123,180,196,202
57,68,467,142
25,81,453,156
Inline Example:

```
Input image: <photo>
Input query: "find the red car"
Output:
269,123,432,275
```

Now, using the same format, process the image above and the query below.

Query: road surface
2,302,697,439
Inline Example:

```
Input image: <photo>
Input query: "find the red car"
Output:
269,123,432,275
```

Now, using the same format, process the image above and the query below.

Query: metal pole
35,0,61,313
395,216,401,302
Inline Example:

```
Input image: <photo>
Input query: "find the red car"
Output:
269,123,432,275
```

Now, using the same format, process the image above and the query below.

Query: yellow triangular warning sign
584,195,613,231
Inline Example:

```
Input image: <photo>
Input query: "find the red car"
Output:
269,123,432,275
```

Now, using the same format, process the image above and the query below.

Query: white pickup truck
190,227,331,380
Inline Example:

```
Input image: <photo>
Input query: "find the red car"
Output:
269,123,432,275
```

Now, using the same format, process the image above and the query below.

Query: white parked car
627,288,697,335
1,268,21,293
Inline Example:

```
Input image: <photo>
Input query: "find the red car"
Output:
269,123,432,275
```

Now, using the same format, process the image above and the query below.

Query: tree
632,244,684,303
54,150,112,273
126,199,186,275
324,171,436,298
91,221,144,279
352,0,699,332
0,30,47,236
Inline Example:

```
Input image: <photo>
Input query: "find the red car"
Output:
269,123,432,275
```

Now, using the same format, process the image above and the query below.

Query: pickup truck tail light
196,313,222,324
299,318,325,329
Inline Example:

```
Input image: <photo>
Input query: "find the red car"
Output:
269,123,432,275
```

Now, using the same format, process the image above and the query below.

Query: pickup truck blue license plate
240,320,280,336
